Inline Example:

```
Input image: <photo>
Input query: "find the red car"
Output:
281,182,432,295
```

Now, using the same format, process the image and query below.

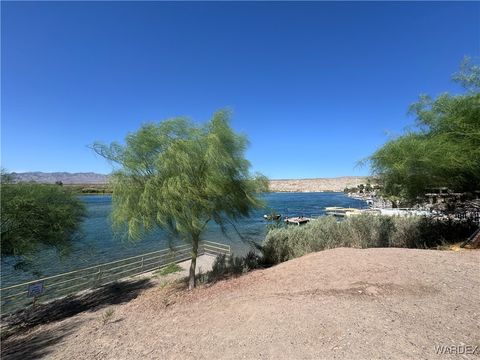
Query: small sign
27,282,44,297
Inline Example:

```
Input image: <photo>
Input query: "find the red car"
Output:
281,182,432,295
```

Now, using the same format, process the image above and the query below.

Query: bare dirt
2,248,479,359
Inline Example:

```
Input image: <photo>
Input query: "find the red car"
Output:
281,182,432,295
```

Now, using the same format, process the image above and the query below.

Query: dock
325,207,361,217
284,216,311,225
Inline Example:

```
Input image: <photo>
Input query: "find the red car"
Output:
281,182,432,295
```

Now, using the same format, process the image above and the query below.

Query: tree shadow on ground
1,318,85,360
1,278,154,338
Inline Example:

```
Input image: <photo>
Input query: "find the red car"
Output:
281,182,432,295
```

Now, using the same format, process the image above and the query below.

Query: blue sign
27,282,44,297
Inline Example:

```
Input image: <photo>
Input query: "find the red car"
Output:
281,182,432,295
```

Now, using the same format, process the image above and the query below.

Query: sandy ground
2,248,479,360
143,254,216,282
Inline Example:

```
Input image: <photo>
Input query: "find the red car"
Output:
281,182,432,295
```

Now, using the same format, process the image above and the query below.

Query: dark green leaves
369,59,480,202
1,182,86,258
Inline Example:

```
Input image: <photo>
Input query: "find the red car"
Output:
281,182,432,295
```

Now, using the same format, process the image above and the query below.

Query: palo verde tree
92,110,266,289
1,171,86,269
369,58,480,202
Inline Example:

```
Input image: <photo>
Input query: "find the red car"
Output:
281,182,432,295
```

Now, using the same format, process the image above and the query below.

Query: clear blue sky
2,2,479,179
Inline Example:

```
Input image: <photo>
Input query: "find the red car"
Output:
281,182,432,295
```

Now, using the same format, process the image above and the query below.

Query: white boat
325,207,362,217
263,214,281,221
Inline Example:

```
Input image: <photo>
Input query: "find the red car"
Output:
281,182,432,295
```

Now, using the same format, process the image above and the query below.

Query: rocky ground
2,248,479,359
269,177,370,192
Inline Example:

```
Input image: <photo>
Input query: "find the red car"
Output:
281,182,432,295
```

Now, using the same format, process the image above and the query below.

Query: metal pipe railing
0,240,231,315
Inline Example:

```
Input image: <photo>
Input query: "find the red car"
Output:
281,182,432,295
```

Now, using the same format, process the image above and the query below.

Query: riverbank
1,192,367,287
2,247,478,359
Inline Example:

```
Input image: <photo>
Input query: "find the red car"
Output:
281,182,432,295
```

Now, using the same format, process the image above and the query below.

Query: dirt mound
2,248,479,359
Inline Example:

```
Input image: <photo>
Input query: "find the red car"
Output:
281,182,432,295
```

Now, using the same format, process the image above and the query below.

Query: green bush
228,255,245,275
208,250,262,282
262,215,477,265
243,250,260,271
1,182,86,260
154,263,182,276
209,253,228,281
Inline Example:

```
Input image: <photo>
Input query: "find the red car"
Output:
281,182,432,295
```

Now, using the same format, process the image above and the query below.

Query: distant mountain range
11,172,109,184
10,172,370,191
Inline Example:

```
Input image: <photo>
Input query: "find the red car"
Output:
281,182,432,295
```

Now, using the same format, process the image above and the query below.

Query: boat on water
263,214,282,221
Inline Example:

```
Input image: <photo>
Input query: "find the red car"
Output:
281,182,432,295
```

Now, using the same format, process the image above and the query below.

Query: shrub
209,253,228,281
208,250,262,282
388,216,421,248
101,308,115,325
243,250,260,271
154,263,182,276
228,255,245,275
262,215,477,265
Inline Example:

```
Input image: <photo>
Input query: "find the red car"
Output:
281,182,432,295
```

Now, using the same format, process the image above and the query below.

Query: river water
1,192,366,286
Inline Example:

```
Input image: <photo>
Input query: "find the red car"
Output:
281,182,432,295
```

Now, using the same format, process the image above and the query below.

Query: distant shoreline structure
10,172,372,193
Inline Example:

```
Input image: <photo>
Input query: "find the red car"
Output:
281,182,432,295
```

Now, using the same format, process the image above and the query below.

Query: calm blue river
1,192,366,286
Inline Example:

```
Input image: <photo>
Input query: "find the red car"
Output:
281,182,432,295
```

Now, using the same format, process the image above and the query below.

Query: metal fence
0,240,230,315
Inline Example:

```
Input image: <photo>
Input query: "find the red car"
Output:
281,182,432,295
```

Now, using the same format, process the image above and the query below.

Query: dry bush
262,215,476,265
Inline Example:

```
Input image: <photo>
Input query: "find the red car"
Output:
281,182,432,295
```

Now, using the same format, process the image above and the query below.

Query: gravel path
2,248,479,359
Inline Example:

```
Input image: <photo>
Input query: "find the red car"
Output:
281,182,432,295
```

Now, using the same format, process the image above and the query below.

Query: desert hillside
3,247,479,359
10,172,370,192
269,176,370,192
11,172,108,184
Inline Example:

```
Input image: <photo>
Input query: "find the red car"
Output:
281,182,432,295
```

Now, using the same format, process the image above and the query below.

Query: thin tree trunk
188,236,199,290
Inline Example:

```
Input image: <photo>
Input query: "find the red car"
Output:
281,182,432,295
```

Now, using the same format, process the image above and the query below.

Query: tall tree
369,58,480,202
1,173,86,267
92,110,266,289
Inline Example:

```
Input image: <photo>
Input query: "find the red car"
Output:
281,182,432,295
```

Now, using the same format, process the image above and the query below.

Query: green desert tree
1,173,86,268
92,110,265,289
369,58,480,202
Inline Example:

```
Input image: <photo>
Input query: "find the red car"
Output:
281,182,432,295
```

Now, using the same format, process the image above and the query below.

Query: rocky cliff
11,172,109,184
269,176,370,192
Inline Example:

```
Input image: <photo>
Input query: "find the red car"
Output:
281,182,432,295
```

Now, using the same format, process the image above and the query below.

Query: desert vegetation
260,215,476,265
91,110,267,289
1,171,86,270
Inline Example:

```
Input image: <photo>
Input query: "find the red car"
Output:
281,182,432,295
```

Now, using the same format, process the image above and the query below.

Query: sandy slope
2,248,479,360
269,177,370,192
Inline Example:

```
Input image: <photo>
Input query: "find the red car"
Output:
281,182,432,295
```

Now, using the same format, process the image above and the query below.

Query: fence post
94,266,101,288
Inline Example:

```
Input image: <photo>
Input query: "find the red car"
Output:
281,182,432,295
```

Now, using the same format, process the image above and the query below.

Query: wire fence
0,240,230,315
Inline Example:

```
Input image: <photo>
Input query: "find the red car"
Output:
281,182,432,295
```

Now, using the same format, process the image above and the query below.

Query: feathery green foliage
1,177,86,265
207,250,261,282
92,110,265,288
369,58,480,202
